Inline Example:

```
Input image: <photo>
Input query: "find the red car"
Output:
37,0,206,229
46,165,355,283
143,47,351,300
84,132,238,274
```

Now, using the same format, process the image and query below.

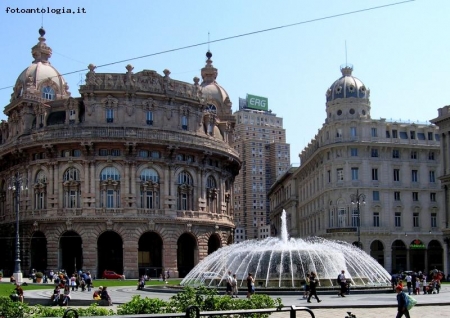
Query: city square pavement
22,283,450,317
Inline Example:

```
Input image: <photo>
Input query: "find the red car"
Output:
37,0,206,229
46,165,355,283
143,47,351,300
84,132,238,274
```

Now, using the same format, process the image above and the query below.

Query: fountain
180,210,391,289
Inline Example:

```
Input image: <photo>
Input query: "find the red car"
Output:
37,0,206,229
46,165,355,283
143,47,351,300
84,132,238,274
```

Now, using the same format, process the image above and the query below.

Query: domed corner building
270,64,444,274
0,29,241,280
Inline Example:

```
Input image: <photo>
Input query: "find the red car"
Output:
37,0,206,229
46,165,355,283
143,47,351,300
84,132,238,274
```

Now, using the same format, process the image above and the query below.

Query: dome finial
32,27,52,64
340,63,353,76
201,50,217,84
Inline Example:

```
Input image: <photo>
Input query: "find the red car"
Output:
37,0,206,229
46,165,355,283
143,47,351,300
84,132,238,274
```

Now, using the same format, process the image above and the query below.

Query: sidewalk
22,284,450,317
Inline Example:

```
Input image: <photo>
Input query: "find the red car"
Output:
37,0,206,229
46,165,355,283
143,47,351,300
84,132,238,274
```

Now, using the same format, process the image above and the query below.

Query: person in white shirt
338,270,347,297
231,274,238,298
405,274,412,295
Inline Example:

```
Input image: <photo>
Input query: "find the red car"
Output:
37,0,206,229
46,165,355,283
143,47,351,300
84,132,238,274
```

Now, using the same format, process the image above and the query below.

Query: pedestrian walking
231,274,238,298
338,270,347,297
302,273,310,299
406,273,412,295
395,285,410,318
307,272,321,303
246,273,255,298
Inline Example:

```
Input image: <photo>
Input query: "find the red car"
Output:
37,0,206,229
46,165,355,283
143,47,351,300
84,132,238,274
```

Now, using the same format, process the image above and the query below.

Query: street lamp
8,173,28,283
350,190,365,249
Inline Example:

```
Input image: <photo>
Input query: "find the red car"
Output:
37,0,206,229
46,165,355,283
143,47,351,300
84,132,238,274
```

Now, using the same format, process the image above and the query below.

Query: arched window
100,167,120,181
41,86,55,100
140,168,160,209
206,175,217,213
100,167,120,208
34,170,47,210
63,167,81,208
177,171,193,210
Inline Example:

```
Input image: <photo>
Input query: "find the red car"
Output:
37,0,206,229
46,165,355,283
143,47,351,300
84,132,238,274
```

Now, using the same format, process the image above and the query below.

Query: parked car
102,270,125,280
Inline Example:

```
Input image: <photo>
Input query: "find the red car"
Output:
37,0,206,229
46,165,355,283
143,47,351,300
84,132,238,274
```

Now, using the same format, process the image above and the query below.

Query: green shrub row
0,286,283,318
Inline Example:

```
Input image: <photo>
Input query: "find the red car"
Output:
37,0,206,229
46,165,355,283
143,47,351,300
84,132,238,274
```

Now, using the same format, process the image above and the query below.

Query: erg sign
246,94,268,111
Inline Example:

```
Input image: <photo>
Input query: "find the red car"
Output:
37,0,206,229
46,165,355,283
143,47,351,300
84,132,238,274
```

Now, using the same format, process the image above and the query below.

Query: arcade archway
30,231,47,272
391,240,407,273
59,231,82,275
97,231,123,277
207,234,221,255
177,233,197,278
370,240,384,267
138,232,163,278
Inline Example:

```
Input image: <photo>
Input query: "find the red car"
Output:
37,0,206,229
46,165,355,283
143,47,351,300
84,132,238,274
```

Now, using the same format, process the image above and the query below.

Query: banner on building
246,94,268,111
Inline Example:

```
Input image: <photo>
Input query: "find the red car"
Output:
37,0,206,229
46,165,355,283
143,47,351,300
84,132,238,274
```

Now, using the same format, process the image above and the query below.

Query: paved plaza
22,283,450,317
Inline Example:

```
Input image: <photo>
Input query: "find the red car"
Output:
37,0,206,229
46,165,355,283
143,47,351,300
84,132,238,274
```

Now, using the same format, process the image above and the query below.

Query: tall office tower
232,95,290,240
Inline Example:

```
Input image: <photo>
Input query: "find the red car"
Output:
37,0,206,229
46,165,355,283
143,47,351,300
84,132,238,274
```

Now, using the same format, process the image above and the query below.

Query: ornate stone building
269,65,444,274
0,28,240,279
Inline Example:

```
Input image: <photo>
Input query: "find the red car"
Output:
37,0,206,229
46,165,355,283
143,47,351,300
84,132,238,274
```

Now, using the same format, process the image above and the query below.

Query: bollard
345,312,356,318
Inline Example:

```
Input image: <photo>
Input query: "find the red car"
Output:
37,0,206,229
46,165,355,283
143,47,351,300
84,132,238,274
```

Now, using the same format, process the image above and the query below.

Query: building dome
10,28,70,102
200,51,231,109
326,65,369,102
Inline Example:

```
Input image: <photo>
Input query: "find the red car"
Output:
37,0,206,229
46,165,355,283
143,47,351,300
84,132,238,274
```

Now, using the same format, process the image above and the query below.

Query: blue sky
1,0,448,164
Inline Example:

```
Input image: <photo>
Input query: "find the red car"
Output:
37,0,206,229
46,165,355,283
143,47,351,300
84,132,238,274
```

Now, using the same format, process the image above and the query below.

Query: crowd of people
46,270,111,306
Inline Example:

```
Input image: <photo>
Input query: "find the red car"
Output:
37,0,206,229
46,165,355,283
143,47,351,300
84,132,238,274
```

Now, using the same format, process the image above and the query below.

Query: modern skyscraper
232,96,290,240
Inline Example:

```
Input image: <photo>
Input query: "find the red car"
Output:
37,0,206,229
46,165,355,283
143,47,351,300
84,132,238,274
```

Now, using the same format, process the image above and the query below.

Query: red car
102,270,125,280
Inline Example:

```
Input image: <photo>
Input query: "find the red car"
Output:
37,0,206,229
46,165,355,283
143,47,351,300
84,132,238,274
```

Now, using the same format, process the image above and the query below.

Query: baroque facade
269,65,444,274
431,106,450,275
0,29,240,279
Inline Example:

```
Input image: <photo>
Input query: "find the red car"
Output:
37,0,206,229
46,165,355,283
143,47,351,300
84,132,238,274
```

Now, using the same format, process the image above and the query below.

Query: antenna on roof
77,73,84,86
208,32,210,51
345,40,348,66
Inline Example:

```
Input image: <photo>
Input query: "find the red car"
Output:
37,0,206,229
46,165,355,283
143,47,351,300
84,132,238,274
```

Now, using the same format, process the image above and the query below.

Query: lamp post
350,190,365,249
8,173,28,283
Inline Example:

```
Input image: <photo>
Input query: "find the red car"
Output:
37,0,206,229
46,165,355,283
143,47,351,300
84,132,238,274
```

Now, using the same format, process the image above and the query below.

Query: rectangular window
350,127,357,138
399,132,408,139
373,212,380,227
431,213,437,228
429,152,435,160
412,192,419,201
429,171,436,183
351,208,358,227
428,132,433,140
386,130,391,138
430,192,436,202
327,170,331,183
110,149,121,156
351,168,359,181
412,170,418,182
337,168,344,181
372,168,378,181
410,151,417,159
394,191,401,201
395,212,401,227
139,150,149,157
350,148,358,156
417,133,425,140
413,213,419,227
106,109,114,123
371,148,379,157
69,190,77,208
373,191,380,201
107,189,114,208
336,129,342,138
393,149,400,158
410,131,416,139
146,111,153,125
99,149,108,156
181,116,188,130
393,169,400,182
371,127,378,137
392,130,398,138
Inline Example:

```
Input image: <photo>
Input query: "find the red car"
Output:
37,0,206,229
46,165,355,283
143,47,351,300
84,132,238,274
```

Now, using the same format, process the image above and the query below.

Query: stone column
54,163,59,209
123,235,139,279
